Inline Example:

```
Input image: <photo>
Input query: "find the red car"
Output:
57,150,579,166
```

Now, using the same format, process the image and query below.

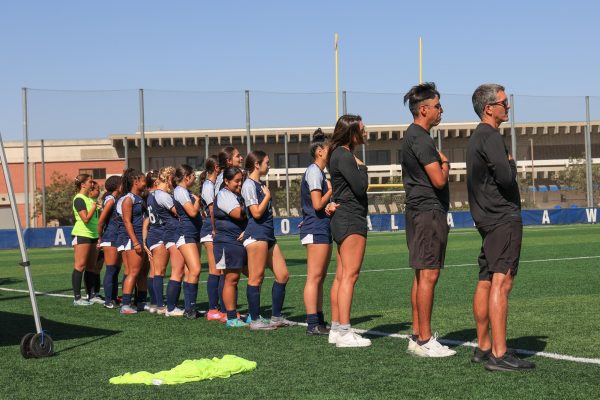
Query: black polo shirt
401,123,449,212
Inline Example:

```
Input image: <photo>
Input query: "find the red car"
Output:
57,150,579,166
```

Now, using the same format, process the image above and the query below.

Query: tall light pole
530,138,536,206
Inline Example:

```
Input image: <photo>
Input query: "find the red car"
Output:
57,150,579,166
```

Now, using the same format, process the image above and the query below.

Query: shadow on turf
363,322,412,340
0,311,120,354
0,277,22,286
441,328,548,357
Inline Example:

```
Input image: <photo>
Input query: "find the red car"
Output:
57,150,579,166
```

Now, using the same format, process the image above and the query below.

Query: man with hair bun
467,84,535,371
401,82,455,357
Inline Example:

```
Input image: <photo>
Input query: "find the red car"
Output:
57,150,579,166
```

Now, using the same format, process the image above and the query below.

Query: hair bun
313,128,326,143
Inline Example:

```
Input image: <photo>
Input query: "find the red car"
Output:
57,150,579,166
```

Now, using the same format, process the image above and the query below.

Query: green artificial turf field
1,225,599,399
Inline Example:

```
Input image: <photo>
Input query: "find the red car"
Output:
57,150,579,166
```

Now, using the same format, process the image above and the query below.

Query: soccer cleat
88,296,105,305
73,298,93,306
335,331,372,348
328,330,340,344
249,316,277,331
103,301,117,309
165,307,185,317
147,305,158,314
485,352,535,372
226,318,248,328
184,309,201,320
407,336,419,354
206,310,224,321
306,324,330,336
120,305,138,315
471,347,492,363
270,315,297,327
155,306,167,315
413,334,456,357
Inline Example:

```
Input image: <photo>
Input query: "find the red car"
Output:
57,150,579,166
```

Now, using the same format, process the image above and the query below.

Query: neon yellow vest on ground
72,193,99,239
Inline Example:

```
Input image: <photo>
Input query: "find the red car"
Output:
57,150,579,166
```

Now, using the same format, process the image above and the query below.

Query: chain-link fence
6,88,600,227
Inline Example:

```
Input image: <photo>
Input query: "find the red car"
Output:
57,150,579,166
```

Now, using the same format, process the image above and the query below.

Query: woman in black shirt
326,114,371,348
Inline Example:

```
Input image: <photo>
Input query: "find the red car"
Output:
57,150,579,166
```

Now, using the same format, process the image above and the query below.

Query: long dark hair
327,114,364,165
101,175,122,203
220,167,243,190
199,155,218,187
121,168,144,194
218,146,237,169
310,128,328,159
174,164,194,185
244,150,267,173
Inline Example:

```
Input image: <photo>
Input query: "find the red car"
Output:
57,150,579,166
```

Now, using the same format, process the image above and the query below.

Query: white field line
2,256,600,366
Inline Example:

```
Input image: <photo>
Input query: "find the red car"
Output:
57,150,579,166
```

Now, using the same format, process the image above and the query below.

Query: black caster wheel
29,333,54,358
20,333,35,359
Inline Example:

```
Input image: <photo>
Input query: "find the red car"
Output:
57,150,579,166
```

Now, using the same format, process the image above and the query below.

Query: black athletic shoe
485,353,536,372
471,347,492,363
184,309,201,320
306,324,331,336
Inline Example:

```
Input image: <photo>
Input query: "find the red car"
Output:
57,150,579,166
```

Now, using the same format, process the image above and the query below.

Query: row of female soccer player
71,114,371,346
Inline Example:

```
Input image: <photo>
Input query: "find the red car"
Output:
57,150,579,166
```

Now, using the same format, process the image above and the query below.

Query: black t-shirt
466,123,521,227
328,146,369,217
74,198,87,212
401,123,449,212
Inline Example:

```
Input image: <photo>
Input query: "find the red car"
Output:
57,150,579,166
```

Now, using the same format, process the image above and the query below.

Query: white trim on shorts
216,249,227,270
300,234,314,245
99,241,114,247
165,242,176,249
175,235,186,249
242,236,257,248
200,234,213,243
149,241,164,251
118,239,132,252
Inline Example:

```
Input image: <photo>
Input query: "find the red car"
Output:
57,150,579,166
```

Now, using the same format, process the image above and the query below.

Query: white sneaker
414,334,456,357
88,296,105,305
328,330,340,344
165,307,184,317
335,331,372,348
73,298,92,306
407,336,418,354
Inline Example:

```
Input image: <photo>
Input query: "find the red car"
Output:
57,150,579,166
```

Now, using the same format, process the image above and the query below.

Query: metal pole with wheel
0,130,54,359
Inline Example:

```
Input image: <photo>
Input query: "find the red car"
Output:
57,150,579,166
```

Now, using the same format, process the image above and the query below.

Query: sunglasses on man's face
488,99,509,109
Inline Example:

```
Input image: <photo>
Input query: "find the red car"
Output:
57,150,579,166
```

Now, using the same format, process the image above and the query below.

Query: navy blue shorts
300,233,333,245
214,241,247,270
146,229,166,251
176,235,199,248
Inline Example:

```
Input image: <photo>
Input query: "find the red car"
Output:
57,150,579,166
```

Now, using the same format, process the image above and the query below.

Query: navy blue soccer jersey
147,189,177,235
241,178,275,241
214,188,247,243
173,185,203,239
101,194,119,243
300,163,331,236
200,179,216,238
116,192,144,245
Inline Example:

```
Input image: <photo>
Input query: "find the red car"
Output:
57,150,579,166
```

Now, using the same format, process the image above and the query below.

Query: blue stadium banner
0,208,598,250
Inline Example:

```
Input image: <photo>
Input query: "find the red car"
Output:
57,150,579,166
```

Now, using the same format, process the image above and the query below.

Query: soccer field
1,225,599,399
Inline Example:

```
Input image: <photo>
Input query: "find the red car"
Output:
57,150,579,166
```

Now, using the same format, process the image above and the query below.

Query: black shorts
477,220,522,281
405,209,449,269
330,211,368,245
71,236,98,246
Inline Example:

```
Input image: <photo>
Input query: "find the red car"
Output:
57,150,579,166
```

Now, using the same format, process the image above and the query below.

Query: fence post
22,87,30,228
284,132,290,216
139,89,146,172
245,90,251,154
585,96,593,208
41,139,46,226
510,94,517,161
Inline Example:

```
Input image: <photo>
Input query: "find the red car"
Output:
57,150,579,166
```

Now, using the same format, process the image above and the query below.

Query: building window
79,168,107,179
275,153,300,168
365,150,390,166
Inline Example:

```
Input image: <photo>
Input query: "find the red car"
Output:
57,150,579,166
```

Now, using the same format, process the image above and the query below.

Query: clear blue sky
1,0,600,140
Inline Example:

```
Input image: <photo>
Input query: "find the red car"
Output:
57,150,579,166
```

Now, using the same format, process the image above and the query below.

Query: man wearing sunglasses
467,84,535,371
401,82,455,358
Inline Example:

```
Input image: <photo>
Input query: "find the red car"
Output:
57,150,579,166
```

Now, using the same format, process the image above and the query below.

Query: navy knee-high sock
207,274,220,310
183,282,192,311
93,273,101,296
83,271,94,298
247,285,261,320
112,266,121,301
153,276,165,307
218,275,225,311
272,281,287,318
147,277,156,305
166,280,182,312
103,265,117,303
136,291,147,310
190,283,199,311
